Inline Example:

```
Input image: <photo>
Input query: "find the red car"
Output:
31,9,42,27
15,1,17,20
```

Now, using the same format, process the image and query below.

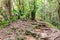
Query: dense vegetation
0,0,60,40
0,0,60,29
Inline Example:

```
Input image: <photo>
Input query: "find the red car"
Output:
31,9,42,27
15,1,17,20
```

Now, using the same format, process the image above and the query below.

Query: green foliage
1,20,8,26
57,25,60,30
45,22,57,29
13,9,17,14
0,20,8,29
1,0,60,29
10,17,17,22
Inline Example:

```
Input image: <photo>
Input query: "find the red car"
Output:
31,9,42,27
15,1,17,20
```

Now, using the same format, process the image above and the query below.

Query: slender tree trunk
58,7,60,22
0,0,2,15
18,0,21,19
18,0,25,19
4,0,12,20
27,0,31,19
43,0,47,20
58,0,60,22
4,0,10,20
8,0,13,17
49,12,52,22
31,0,36,20
22,0,25,13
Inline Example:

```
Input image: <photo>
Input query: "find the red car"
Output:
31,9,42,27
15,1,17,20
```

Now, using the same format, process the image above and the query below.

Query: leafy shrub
0,20,9,29
10,17,17,22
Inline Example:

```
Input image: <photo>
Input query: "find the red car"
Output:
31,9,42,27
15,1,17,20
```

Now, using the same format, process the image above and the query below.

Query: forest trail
0,20,60,40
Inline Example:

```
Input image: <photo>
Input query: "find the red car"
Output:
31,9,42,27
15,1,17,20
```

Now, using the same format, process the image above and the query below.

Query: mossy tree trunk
18,0,25,19
4,0,12,20
22,0,25,13
28,0,31,20
18,0,21,19
58,0,60,22
8,0,12,16
31,0,36,20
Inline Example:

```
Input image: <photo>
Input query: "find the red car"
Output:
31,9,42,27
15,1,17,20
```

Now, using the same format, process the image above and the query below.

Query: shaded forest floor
0,20,60,40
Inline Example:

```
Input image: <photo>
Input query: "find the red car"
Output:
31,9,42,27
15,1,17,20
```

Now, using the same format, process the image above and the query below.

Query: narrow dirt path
0,20,60,40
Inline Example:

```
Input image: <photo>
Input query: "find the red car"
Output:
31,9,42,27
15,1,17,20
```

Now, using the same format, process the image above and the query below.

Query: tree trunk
58,0,60,22
31,0,36,20
4,0,10,20
27,0,31,19
22,0,25,13
49,12,52,23
4,0,12,20
58,6,60,22
18,0,25,19
8,0,12,16
0,0,2,15
43,0,47,20
18,0,21,19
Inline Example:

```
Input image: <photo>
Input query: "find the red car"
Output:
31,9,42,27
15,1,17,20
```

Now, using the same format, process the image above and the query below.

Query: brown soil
0,20,60,40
